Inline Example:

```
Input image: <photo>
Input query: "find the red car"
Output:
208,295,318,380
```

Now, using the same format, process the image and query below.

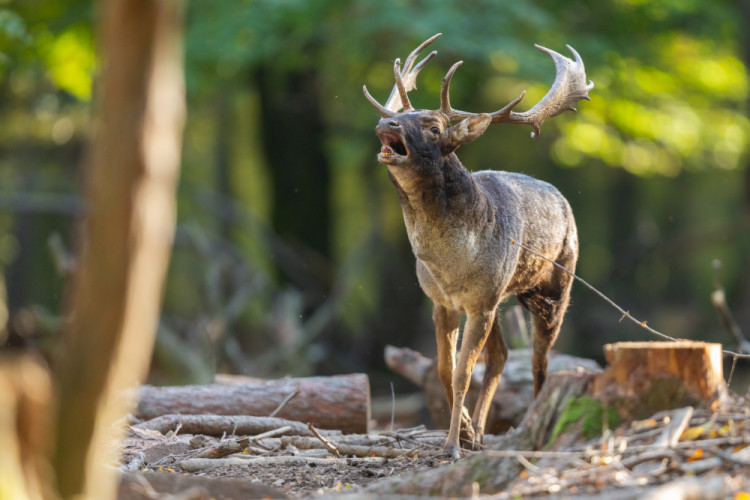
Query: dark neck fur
388,153,488,226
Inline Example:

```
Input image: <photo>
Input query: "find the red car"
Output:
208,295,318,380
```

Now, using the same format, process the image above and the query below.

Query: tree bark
136,374,371,434
51,0,185,498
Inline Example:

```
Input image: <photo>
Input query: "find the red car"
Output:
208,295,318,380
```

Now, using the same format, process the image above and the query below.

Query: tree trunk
51,0,185,498
136,374,371,434
256,66,331,292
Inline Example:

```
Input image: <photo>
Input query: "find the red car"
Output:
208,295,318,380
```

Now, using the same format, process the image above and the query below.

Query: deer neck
388,154,493,259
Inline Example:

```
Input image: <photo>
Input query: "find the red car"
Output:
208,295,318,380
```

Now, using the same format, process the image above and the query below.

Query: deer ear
443,114,492,154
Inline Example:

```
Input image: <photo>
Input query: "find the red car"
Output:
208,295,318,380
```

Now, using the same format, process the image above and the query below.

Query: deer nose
379,119,401,128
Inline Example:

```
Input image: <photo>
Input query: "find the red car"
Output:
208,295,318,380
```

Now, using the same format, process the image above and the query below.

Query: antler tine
403,32,442,74
440,61,527,123
364,34,442,116
393,58,414,112
362,85,397,118
382,33,441,112
440,61,462,116
492,44,594,137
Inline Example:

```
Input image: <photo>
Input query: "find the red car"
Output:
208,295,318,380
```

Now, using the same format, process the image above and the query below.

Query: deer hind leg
470,311,508,449
518,252,576,396
444,309,494,459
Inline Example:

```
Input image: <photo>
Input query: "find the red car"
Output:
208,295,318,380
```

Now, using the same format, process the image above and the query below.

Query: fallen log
136,373,370,434
386,345,601,433
134,414,340,437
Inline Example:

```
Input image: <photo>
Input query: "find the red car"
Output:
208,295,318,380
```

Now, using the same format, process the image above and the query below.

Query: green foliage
550,395,620,444
2,0,750,383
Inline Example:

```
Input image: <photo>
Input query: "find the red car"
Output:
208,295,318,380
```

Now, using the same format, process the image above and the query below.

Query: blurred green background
2,0,749,392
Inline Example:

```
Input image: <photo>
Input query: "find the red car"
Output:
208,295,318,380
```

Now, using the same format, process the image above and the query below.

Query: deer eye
430,127,440,135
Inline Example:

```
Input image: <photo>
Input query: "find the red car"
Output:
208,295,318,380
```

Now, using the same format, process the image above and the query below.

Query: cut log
386,345,601,433
136,374,370,434
594,341,727,419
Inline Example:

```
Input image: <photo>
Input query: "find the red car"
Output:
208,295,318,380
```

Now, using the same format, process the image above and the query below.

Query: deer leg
521,258,575,396
433,305,474,441
470,312,508,449
433,304,459,406
445,310,494,459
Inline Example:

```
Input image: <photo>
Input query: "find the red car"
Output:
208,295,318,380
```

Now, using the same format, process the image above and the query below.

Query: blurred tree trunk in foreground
736,0,750,333
50,0,185,498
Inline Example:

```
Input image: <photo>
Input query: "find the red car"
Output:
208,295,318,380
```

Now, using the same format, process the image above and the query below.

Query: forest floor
119,394,750,499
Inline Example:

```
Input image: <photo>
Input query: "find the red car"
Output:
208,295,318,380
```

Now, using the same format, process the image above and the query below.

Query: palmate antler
364,35,594,138
440,44,594,137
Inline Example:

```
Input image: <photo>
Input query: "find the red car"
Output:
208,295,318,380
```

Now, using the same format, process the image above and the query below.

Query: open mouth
378,132,408,159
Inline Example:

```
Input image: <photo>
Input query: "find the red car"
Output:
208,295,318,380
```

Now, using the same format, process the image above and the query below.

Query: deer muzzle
376,122,408,165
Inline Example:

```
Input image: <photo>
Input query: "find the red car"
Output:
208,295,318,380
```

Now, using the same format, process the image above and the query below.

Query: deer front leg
433,305,459,406
433,305,474,444
445,310,494,459
471,312,508,449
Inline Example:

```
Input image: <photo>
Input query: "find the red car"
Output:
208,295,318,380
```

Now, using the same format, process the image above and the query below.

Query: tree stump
594,341,727,419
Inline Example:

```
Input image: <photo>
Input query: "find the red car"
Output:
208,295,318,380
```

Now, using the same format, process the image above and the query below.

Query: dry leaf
681,426,706,441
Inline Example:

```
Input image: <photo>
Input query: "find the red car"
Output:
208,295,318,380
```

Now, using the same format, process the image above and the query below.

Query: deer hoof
470,423,485,451
444,443,462,460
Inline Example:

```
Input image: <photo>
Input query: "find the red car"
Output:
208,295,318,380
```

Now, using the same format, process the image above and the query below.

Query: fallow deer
363,34,593,458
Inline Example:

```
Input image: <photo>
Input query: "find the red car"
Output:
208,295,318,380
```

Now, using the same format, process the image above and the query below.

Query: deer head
363,34,594,170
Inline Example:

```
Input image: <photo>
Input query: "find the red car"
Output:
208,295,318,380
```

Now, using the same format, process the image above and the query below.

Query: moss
466,457,491,487
549,395,619,445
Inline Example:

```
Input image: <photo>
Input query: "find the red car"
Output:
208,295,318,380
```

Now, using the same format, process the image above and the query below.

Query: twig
253,425,293,441
711,259,750,353
516,454,541,473
178,456,386,471
389,381,396,431
705,445,750,466
379,430,444,451
307,423,341,458
727,355,739,388
508,237,750,359
653,407,693,449
269,387,301,418
192,437,250,459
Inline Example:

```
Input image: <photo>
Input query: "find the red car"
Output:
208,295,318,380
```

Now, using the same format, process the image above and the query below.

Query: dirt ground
183,455,448,497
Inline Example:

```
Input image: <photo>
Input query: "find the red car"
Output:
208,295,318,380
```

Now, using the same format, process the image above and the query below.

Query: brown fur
375,110,578,458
